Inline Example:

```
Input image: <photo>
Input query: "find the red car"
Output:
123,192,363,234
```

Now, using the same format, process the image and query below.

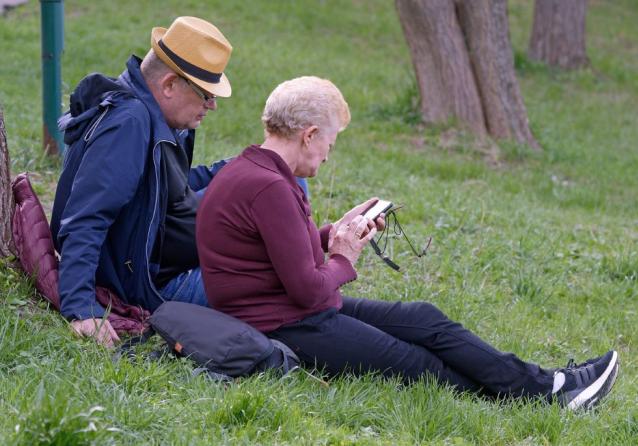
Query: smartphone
362,199,393,221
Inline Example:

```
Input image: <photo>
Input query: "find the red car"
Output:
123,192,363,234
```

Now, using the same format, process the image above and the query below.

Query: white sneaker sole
568,350,618,410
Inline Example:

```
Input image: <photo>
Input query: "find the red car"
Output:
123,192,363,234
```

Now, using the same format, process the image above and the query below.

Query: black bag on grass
118,301,299,381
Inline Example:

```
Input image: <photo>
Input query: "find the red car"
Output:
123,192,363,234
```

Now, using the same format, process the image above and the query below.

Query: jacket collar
118,55,177,145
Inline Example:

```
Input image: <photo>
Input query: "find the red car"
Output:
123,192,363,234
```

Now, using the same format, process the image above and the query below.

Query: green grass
1,0,637,444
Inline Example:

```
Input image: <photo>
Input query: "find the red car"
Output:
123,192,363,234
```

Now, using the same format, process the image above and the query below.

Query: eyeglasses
370,206,432,271
182,77,216,105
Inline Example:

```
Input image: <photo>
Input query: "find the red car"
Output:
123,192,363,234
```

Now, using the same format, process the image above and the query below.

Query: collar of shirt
242,145,310,213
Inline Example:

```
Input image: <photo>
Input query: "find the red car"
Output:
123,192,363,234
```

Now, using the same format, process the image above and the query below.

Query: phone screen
362,200,393,220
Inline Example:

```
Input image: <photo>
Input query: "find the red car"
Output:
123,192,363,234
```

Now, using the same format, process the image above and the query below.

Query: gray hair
261,76,351,138
140,49,174,84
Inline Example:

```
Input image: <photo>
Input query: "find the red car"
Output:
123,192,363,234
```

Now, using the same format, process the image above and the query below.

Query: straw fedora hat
151,16,232,97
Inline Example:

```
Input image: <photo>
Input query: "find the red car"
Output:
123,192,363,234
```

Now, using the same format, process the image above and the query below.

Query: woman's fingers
330,213,378,265
351,197,379,216
348,216,368,237
360,226,377,243
347,216,378,246
343,197,379,222
333,198,381,238
366,218,376,232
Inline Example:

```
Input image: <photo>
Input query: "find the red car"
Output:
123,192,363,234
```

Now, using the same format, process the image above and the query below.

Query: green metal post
40,0,64,155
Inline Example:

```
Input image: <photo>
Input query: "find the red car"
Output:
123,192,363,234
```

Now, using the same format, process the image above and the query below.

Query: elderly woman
196,76,617,409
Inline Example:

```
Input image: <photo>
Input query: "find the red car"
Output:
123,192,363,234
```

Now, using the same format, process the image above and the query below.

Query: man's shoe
553,350,619,410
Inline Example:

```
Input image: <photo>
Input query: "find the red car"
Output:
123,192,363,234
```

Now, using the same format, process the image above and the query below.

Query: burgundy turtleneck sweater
196,145,356,332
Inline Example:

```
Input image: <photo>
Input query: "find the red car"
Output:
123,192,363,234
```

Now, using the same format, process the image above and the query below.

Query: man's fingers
96,326,113,348
106,320,121,344
71,319,95,337
70,321,85,337
96,320,119,348
70,318,119,348
100,332,115,348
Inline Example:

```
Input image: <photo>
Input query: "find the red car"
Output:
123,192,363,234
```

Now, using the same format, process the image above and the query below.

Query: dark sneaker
553,350,619,410
564,354,604,369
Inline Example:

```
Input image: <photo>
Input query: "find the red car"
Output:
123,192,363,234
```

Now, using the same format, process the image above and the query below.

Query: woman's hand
331,198,386,238
328,215,377,265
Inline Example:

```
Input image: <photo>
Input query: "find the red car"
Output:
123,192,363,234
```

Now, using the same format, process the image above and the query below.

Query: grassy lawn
1,0,637,444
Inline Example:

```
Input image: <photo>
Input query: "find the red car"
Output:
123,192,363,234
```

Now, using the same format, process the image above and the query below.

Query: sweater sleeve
251,181,356,309
319,224,332,253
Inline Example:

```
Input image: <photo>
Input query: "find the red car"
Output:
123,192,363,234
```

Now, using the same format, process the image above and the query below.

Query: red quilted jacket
11,172,149,335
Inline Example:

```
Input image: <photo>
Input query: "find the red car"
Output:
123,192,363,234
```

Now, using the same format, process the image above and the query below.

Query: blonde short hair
261,76,351,138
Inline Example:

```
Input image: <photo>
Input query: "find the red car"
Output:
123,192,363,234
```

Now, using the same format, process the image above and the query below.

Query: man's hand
70,318,120,348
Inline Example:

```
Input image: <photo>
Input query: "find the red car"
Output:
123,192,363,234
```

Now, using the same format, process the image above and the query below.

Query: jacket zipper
145,139,176,302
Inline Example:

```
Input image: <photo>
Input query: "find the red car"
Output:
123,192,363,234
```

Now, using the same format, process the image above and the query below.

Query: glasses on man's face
183,77,216,106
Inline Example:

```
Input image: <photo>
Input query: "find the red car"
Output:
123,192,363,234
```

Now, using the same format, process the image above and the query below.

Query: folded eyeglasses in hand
362,200,432,271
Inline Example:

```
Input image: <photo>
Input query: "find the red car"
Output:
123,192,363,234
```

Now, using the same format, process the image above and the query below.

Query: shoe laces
559,357,599,388
564,356,598,370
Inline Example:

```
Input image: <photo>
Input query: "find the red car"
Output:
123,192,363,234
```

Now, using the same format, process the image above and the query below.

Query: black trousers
268,297,554,398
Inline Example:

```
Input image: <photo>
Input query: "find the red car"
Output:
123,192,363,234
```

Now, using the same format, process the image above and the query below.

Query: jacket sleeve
250,181,356,309
188,158,232,192
56,107,150,320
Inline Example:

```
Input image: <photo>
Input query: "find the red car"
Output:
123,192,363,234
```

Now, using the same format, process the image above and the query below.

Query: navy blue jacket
51,56,227,320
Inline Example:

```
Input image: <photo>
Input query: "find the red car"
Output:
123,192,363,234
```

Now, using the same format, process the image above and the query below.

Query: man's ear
158,72,181,99
302,125,319,148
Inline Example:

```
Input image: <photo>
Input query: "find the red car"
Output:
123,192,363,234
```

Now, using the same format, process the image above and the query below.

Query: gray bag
118,301,299,381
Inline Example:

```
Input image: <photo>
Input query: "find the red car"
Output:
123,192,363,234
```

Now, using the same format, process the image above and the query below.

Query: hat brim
151,27,232,98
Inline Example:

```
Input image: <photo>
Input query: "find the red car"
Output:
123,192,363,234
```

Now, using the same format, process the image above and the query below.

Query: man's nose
204,98,217,110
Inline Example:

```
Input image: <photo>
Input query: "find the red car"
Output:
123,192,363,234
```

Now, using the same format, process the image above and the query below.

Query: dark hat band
158,39,222,84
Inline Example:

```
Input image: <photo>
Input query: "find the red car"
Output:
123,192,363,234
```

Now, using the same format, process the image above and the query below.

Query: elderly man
51,17,234,347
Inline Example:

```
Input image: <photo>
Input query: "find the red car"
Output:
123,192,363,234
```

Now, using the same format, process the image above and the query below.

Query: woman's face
296,123,338,178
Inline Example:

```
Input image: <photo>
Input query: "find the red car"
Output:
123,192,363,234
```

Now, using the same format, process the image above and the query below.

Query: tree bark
395,0,487,136
528,0,589,70
0,107,16,257
456,0,539,149
395,0,540,150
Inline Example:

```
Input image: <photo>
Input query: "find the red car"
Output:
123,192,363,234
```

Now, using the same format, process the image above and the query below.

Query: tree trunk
395,0,540,150
528,0,589,69
456,0,539,149
0,107,16,257
395,0,487,136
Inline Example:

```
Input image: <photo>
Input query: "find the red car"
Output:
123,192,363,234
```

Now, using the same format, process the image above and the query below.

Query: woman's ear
302,125,319,148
